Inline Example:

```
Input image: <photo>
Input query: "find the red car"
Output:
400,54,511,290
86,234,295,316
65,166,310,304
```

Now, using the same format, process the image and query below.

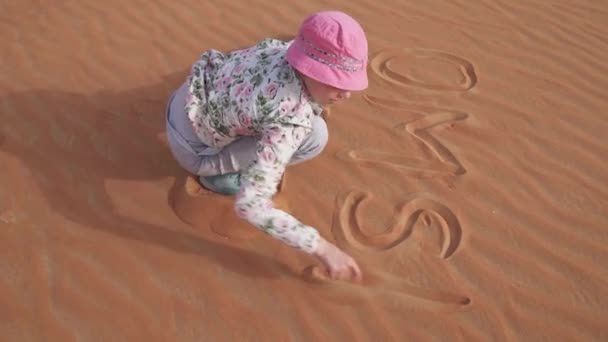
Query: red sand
1,0,607,340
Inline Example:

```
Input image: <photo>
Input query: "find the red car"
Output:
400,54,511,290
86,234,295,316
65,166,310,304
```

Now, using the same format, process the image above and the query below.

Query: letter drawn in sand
370,48,477,92
315,47,476,311
331,190,462,259
377,95,469,174
316,191,469,309
336,97,469,176
336,48,476,175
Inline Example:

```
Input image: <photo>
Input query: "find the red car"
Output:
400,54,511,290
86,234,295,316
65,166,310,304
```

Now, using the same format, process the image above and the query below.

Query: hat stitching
295,36,365,72
299,35,365,64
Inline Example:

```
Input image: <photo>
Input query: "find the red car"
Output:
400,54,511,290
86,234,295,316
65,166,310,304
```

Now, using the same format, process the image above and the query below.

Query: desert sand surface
1,0,608,341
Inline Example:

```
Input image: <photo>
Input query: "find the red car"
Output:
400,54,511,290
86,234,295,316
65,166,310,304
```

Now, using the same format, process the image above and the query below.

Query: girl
166,11,368,282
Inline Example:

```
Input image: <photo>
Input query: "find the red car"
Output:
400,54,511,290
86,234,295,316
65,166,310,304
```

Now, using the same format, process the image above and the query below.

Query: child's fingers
329,267,341,280
350,262,363,282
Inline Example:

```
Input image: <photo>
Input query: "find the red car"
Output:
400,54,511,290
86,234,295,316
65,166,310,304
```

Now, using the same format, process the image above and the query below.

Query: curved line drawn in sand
331,190,462,259
337,95,469,176
336,149,458,177
370,48,477,91
302,265,471,309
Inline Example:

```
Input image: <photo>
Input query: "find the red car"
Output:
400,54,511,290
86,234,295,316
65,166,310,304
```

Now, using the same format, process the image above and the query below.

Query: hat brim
286,44,368,92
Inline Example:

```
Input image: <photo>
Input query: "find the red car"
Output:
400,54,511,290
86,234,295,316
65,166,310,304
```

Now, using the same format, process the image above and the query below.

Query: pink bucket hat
286,11,368,91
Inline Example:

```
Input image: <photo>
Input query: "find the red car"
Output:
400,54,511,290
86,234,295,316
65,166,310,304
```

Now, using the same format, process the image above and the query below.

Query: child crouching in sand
166,11,367,282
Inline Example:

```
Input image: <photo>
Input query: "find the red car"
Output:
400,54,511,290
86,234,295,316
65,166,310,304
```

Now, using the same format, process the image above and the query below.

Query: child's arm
234,123,362,281
234,123,320,253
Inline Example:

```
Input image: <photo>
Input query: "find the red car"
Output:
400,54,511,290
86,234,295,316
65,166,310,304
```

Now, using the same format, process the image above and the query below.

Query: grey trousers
165,82,328,176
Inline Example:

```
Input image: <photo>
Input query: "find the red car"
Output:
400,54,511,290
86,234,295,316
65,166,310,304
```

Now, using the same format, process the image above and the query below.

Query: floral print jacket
185,38,323,254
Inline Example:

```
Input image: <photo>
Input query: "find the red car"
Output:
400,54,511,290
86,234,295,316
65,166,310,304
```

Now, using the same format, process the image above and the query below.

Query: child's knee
296,116,328,160
310,115,329,153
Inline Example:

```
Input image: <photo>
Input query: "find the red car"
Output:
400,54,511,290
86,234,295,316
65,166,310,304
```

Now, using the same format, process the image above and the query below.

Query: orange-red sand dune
1,0,607,340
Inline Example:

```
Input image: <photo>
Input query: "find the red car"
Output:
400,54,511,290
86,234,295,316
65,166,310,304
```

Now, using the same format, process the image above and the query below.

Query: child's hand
313,237,363,282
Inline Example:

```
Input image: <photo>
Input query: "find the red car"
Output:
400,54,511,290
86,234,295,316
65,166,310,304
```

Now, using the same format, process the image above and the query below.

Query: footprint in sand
370,48,477,92
169,175,259,240
169,175,290,240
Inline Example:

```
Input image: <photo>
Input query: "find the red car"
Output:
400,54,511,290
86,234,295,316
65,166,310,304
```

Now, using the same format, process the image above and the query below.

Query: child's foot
198,172,241,196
